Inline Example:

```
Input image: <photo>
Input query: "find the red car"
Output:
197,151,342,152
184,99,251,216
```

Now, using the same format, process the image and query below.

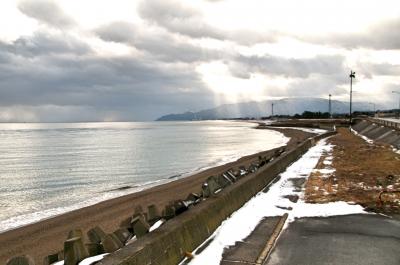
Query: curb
255,213,288,265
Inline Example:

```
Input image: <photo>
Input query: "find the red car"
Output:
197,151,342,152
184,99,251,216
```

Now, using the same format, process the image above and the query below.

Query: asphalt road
266,214,400,265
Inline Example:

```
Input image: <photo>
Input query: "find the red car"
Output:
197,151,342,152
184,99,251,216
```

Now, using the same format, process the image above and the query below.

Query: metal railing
368,118,400,131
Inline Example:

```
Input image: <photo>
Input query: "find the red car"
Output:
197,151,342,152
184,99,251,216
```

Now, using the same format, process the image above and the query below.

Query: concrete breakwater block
6,255,35,265
43,253,59,265
57,250,64,260
274,148,285,157
162,204,176,220
258,156,267,167
216,174,232,188
147,204,161,224
132,216,150,238
101,234,124,252
67,229,83,240
64,237,88,265
186,192,201,203
85,242,105,256
248,163,258,173
113,228,132,244
119,216,133,232
133,205,149,222
202,182,211,198
130,213,144,228
226,170,237,181
202,176,220,198
238,166,248,176
161,199,192,220
87,226,107,243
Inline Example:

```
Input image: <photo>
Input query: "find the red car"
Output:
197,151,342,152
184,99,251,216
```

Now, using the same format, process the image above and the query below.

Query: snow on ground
79,254,109,265
149,219,165,232
313,168,335,175
51,254,109,265
350,127,374,144
292,127,328,134
351,127,400,154
274,127,327,134
185,139,367,265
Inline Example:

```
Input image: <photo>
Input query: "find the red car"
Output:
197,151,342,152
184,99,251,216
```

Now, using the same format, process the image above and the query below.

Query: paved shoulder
267,214,400,265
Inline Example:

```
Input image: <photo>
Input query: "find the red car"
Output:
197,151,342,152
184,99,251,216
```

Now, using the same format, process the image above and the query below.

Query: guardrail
367,118,400,131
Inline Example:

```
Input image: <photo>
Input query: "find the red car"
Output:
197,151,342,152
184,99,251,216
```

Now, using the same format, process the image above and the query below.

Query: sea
0,120,288,232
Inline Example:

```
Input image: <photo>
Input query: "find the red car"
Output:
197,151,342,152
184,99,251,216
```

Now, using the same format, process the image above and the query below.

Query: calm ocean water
0,121,288,232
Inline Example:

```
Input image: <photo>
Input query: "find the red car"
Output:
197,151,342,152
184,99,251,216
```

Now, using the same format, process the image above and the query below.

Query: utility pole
271,103,274,119
329,94,332,119
393,91,400,119
349,70,356,124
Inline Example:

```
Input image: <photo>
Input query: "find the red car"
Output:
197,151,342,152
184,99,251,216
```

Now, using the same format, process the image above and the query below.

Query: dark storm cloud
4,31,91,57
137,0,277,45
228,54,346,78
17,0,76,28
0,32,214,121
138,0,224,40
95,21,222,63
302,18,400,50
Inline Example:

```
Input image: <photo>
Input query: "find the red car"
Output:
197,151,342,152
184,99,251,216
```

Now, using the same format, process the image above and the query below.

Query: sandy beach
0,127,312,264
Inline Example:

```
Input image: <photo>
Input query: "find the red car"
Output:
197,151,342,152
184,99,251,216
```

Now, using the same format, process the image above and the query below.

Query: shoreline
0,124,286,234
0,127,313,264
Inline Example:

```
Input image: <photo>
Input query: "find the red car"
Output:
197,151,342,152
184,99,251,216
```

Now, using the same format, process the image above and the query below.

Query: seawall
352,119,400,149
97,131,336,265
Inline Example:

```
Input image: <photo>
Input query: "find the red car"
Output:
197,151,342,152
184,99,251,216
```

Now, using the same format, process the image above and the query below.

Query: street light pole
329,94,332,118
393,91,400,119
271,103,274,118
349,70,356,124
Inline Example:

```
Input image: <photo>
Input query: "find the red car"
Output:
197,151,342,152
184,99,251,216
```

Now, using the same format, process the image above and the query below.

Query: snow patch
150,219,165,232
314,168,335,175
79,254,109,265
185,139,367,265
350,127,373,144
51,253,109,265
275,127,328,134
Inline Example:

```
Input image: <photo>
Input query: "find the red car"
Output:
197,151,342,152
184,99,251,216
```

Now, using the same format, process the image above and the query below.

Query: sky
1,0,400,122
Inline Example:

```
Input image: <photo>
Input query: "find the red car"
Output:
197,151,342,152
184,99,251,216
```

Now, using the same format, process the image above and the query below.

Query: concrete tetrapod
101,234,124,253
147,204,161,225
6,255,35,265
113,228,132,244
67,229,83,240
87,226,107,244
43,253,59,265
85,243,105,257
64,237,88,265
163,204,176,220
132,216,150,238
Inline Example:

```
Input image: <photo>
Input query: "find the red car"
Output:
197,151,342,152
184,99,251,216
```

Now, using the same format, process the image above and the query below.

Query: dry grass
305,127,400,213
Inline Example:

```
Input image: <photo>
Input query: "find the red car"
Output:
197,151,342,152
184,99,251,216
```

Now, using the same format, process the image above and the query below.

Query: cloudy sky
1,0,400,121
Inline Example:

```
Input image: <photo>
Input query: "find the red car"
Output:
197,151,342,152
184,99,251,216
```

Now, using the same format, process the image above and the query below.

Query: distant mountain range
156,97,380,121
